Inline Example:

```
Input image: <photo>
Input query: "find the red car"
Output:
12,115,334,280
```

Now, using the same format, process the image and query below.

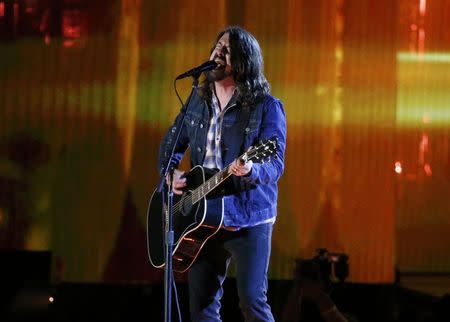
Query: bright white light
395,161,402,174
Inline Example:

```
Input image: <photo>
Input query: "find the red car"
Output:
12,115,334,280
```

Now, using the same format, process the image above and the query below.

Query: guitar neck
191,165,232,204
189,137,277,204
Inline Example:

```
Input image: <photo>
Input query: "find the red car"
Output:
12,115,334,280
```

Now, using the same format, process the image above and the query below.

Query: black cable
172,272,183,322
173,78,184,108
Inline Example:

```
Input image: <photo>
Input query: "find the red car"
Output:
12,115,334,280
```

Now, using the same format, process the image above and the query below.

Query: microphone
176,60,218,80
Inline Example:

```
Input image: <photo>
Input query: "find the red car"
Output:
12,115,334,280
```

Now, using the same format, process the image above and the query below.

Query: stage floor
1,278,448,322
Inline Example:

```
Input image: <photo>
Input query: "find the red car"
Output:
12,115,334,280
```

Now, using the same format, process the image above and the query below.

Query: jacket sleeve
158,109,190,175
242,96,287,185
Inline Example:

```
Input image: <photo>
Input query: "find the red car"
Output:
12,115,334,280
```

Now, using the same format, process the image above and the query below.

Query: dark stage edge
1,279,448,322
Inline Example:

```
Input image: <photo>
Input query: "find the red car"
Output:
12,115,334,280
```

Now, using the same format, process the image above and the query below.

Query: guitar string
171,166,231,216
168,140,274,216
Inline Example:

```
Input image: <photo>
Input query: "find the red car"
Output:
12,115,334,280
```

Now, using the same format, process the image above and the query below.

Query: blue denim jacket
159,91,286,227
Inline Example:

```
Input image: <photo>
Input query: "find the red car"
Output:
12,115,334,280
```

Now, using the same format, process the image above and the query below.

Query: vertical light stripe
116,0,141,178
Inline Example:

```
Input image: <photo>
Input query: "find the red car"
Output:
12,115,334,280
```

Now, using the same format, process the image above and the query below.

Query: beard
206,66,232,82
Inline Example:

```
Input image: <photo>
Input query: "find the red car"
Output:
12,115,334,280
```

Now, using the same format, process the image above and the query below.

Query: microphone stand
157,75,201,322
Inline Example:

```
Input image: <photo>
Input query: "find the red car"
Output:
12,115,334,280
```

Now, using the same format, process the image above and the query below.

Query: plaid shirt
203,92,236,170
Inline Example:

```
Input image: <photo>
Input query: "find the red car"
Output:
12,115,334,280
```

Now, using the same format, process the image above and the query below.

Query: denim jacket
158,90,286,227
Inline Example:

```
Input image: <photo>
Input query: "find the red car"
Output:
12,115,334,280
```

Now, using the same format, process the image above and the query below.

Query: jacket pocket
183,114,201,142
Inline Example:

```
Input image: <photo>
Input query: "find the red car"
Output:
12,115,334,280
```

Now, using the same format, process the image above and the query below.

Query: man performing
157,25,287,322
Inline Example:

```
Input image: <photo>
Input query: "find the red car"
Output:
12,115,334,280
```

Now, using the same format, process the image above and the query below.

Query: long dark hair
199,26,270,107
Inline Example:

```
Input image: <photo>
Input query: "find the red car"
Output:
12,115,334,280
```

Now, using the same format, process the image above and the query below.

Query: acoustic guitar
147,137,278,272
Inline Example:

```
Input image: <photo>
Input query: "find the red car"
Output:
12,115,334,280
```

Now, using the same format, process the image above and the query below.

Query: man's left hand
229,159,253,176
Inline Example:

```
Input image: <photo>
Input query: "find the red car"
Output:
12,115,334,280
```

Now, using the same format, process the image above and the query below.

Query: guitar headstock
242,136,278,164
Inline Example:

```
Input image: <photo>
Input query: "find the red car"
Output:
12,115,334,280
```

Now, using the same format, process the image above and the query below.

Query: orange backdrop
0,0,449,283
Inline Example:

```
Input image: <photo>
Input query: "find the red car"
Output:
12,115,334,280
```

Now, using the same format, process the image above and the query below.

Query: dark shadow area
1,275,448,322
0,131,51,249
0,250,52,322
0,251,447,321
102,188,164,283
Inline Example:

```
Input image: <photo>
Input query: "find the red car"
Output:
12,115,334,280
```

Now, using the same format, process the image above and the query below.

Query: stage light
395,161,402,174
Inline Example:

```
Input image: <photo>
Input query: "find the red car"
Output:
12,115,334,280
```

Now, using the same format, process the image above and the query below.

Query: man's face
207,32,233,82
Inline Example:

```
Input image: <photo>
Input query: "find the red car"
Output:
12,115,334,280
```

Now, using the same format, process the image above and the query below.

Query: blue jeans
188,223,275,322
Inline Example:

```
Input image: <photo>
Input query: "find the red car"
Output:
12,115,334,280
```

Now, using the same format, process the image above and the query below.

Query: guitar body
147,165,224,273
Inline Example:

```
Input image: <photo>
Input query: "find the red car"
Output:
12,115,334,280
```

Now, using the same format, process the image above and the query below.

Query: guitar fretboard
179,137,277,207
191,166,232,204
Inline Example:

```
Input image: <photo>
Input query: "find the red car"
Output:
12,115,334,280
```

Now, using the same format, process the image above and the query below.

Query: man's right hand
166,169,186,195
